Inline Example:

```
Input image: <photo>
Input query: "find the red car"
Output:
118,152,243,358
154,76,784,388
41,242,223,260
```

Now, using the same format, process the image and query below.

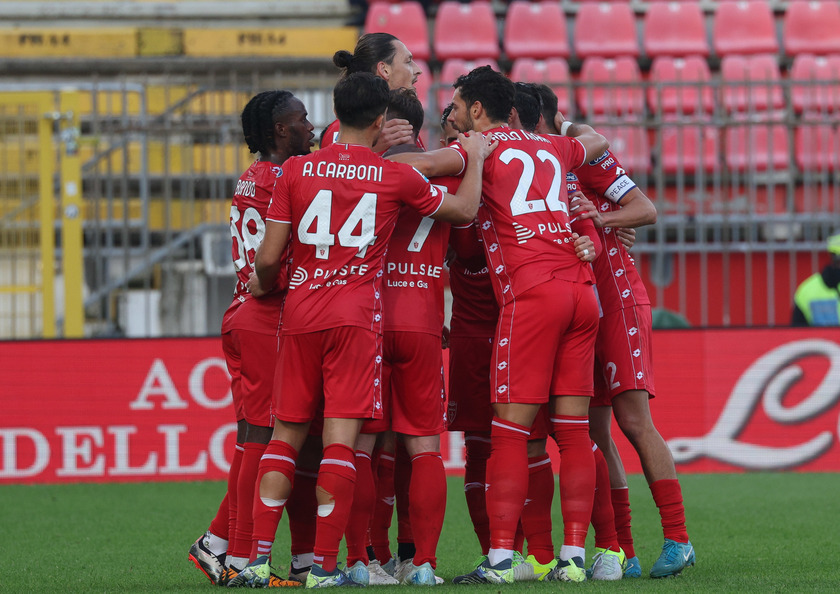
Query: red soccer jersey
382,176,461,335
451,127,591,305
448,225,499,338
222,160,286,336
267,143,445,335
569,149,650,315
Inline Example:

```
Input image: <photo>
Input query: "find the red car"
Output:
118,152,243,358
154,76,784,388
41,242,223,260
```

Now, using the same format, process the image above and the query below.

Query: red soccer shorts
592,304,656,406
492,278,599,404
446,334,494,433
363,330,446,436
222,329,279,427
273,326,383,423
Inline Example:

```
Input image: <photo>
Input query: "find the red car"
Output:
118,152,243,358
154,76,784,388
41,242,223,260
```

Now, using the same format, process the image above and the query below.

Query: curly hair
240,90,296,154
453,65,515,124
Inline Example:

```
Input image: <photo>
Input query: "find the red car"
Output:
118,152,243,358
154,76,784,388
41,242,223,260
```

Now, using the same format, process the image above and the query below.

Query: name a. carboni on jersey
490,128,551,144
301,160,383,182
289,263,370,290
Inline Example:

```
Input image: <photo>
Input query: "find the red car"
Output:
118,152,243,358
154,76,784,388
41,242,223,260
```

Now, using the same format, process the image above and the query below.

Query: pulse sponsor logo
513,222,536,244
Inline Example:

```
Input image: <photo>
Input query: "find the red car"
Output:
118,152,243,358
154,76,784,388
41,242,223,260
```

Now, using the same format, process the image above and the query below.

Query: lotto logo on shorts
628,327,638,336
495,265,504,274
488,243,499,252
633,349,641,357
497,361,507,370
498,338,509,347
503,285,510,293
636,372,644,380
374,379,380,386
615,269,625,277
622,289,631,298
482,221,492,230
609,247,618,256
375,355,382,364
374,314,381,322
497,385,508,394
375,291,380,299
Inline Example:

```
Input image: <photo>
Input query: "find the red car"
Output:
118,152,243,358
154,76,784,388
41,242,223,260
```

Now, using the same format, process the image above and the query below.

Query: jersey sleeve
266,168,292,224
398,163,446,217
545,134,587,172
443,144,467,176
319,120,340,149
575,150,637,204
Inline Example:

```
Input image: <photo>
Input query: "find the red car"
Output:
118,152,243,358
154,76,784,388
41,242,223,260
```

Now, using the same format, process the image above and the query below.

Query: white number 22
500,148,569,217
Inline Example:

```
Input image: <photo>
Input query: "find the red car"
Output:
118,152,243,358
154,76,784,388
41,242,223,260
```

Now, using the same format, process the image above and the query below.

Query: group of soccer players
187,32,695,589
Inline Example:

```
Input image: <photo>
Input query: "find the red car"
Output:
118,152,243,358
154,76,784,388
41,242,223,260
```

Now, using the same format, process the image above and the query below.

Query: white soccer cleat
367,559,400,585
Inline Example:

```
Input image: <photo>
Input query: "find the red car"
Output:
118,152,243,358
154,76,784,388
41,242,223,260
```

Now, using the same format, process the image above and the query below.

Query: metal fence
1,68,839,338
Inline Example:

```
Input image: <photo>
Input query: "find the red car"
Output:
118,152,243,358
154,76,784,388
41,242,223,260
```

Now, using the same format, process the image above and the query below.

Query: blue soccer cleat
650,539,695,578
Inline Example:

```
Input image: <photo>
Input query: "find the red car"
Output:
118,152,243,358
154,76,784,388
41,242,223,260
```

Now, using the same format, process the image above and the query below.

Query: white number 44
298,189,378,260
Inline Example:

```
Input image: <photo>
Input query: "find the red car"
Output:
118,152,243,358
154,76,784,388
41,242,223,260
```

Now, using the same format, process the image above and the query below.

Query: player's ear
274,120,287,138
373,112,386,131
470,100,483,121
376,61,390,81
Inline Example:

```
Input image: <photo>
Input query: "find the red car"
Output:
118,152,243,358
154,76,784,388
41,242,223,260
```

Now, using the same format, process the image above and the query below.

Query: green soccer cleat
547,556,586,583
624,556,642,578
650,539,695,578
305,564,363,588
590,548,626,581
452,557,515,585
227,555,300,588
523,554,557,581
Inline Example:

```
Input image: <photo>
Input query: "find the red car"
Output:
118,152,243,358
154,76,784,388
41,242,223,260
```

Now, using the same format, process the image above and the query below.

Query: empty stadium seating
660,125,720,175
725,123,789,172
648,56,714,116
643,1,708,58
509,57,573,117
577,56,644,117
713,1,778,57
790,54,840,114
504,1,569,60
783,0,840,57
436,58,501,110
720,54,785,114
574,3,639,59
795,124,840,172
593,124,651,173
365,1,431,61
434,1,499,61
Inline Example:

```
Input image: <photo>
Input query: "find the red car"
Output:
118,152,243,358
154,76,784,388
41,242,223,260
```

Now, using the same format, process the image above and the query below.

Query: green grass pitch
3,473,839,591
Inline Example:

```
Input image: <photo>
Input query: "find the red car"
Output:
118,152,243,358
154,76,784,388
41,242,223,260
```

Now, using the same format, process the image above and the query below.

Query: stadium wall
3,327,840,484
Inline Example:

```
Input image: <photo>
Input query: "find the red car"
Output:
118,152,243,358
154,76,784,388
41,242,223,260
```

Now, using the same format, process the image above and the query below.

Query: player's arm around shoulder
387,144,466,178
430,132,498,224
553,112,609,164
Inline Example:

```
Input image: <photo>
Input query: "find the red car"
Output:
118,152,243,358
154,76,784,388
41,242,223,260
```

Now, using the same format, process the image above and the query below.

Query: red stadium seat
504,1,569,60
795,123,840,172
509,58,573,117
725,123,789,172
720,54,784,114
784,1,840,57
436,58,500,111
592,124,651,174
713,1,778,57
790,54,840,114
660,125,719,175
647,56,714,116
574,3,639,59
643,2,708,58
434,1,500,61
577,56,644,117
413,58,432,109
364,1,431,61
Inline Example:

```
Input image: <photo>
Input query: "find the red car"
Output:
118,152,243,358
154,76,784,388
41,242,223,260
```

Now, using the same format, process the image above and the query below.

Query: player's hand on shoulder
573,232,596,263
458,131,498,162
570,191,603,227
375,118,415,152
616,227,636,250
246,271,269,298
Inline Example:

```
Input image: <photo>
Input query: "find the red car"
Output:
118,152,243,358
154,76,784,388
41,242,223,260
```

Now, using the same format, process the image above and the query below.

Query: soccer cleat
624,556,642,578
523,554,557,582
305,564,363,588
379,557,396,578
227,555,300,588
347,561,370,586
366,560,400,585
590,548,626,581
401,561,437,586
289,556,312,584
650,539,695,578
188,532,226,585
452,557,515,585
217,566,240,587
547,556,586,583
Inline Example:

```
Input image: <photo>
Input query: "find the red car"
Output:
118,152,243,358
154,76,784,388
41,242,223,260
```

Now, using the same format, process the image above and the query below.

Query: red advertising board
2,328,840,484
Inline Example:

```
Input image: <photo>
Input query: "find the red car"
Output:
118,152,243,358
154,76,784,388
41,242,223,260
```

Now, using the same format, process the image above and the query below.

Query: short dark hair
532,84,559,128
513,82,541,132
333,33,399,77
241,90,296,154
440,103,454,131
334,72,390,129
386,88,424,139
453,65,515,124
